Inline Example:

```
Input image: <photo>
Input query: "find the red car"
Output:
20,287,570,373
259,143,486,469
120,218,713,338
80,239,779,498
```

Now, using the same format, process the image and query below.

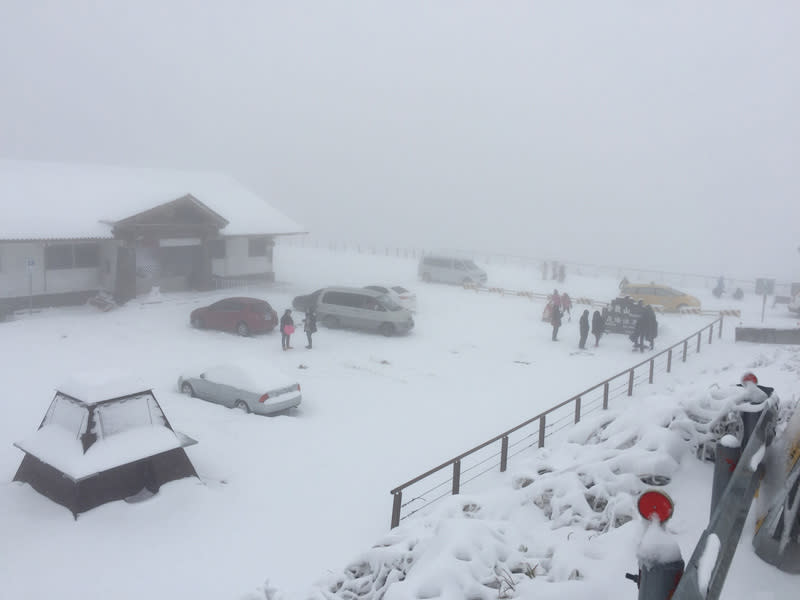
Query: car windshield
378,294,402,311
392,286,409,294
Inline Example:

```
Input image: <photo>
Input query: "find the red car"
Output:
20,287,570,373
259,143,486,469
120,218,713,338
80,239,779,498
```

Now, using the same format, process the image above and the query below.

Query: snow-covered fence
388,316,725,529
680,307,741,318
278,236,792,297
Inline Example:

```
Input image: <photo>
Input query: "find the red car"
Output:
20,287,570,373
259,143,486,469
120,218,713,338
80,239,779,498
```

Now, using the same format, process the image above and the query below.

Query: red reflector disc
638,490,674,523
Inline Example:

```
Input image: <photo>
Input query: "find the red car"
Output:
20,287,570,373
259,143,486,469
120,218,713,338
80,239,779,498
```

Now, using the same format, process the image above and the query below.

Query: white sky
1,1,798,279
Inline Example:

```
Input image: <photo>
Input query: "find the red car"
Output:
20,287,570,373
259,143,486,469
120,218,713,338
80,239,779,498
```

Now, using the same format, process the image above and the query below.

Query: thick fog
1,2,798,279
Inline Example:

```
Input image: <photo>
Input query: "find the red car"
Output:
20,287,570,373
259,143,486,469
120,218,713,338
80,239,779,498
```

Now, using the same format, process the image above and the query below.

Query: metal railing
388,316,724,528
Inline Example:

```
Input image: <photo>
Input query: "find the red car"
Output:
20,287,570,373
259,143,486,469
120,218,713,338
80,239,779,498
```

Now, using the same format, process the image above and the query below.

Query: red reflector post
638,490,674,523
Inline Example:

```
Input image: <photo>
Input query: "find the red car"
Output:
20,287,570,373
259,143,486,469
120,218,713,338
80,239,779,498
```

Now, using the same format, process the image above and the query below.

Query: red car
190,297,278,336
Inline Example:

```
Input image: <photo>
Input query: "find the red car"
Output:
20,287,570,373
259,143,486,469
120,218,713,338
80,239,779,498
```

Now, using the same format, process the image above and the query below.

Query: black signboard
604,297,645,335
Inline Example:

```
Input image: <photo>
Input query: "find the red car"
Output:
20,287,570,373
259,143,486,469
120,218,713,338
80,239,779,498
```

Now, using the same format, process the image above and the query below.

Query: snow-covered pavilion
13,370,198,517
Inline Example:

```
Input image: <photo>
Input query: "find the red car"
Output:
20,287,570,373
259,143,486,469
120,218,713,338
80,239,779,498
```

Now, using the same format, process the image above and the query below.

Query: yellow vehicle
619,283,701,312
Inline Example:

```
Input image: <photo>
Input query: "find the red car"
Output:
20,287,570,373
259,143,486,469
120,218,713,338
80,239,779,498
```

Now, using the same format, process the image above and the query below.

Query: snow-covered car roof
196,361,296,392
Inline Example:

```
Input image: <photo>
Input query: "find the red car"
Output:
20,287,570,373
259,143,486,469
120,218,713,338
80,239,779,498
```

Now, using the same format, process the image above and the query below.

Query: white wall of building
0,241,105,299
0,242,46,297
211,237,273,278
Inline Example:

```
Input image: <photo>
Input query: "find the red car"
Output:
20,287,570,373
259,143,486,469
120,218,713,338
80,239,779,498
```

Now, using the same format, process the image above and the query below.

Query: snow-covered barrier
735,327,800,345
308,382,796,600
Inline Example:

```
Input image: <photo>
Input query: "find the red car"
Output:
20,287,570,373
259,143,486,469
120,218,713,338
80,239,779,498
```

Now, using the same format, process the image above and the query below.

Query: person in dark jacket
643,305,658,350
578,309,590,349
591,310,605,347
551,303,562,341
280,309,294,350
303,309,317,349
631,313,645,352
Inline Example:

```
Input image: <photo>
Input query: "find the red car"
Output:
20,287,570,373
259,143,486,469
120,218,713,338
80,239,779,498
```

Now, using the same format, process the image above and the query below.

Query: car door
226,300,246,331
640,287,659,307
653,287,673,311
452,260,469,284
359,294,384,330
342,292,365,328
204,301,227,330
192,373,219,403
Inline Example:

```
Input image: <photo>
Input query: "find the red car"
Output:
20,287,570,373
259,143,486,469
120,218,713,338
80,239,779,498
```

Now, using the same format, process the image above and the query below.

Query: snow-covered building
13,370,198,517
0,160,305,307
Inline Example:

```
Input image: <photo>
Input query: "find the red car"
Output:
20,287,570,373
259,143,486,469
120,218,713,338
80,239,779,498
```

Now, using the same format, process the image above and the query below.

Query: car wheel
192,317,204,329
181,382,194,397
236,321,250,337
235,400,249,413
677,304,687,313
379,323,394,337
322,316,339,329
422,272,431,282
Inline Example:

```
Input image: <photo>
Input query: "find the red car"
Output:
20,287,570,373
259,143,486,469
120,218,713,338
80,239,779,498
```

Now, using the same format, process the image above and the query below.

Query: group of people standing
548,289,605,348
542,261,566,282
279,309,317,351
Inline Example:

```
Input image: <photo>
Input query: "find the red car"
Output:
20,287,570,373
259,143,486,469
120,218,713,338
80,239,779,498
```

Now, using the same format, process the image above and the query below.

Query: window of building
248,237,268,257
74,243,99,268
208,239,226,259
45,245,75,270
45,243,100,270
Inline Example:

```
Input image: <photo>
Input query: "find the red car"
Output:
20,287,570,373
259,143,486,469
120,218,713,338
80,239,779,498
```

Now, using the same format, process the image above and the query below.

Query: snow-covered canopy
0,159,305,240
14,424,183,481
58,369,150,405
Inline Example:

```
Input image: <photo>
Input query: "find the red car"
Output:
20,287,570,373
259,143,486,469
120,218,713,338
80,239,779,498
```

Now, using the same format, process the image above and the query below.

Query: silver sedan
178,363,301,416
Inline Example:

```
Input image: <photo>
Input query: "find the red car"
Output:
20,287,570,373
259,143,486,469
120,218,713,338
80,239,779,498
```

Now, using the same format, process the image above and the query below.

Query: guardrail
463,282,609,308
465,283,743,318
388,316,724,528
278,236,793,297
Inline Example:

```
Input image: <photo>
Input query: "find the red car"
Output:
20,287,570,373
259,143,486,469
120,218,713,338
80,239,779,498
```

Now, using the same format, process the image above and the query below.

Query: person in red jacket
561,292,573,321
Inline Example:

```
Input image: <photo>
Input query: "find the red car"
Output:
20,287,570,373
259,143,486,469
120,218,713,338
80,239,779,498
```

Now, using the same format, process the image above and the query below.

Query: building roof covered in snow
0,159,305,240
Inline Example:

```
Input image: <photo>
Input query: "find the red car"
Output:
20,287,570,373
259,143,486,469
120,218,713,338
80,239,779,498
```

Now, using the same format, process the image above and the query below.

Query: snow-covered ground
0,246,797,600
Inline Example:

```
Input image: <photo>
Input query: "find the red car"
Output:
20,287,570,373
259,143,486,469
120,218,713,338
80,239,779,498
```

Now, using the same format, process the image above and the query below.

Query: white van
314,287,414,336
418,255,487,285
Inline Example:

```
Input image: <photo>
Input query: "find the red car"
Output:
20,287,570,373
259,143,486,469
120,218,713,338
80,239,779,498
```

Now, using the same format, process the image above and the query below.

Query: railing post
603,382,609,409
500,436,509,472
649,359,654,384
719,316,723,339
452,460,461,495
539,414,546,448
574,397,582,423
391,491,402,529
628,369,634,396
697,332,702,353
709,323,713,344
667,348,673,373
683,340,688,362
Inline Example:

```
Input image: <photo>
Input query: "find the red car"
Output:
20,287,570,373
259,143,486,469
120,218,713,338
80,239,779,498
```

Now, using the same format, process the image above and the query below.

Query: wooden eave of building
111,194,230,238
